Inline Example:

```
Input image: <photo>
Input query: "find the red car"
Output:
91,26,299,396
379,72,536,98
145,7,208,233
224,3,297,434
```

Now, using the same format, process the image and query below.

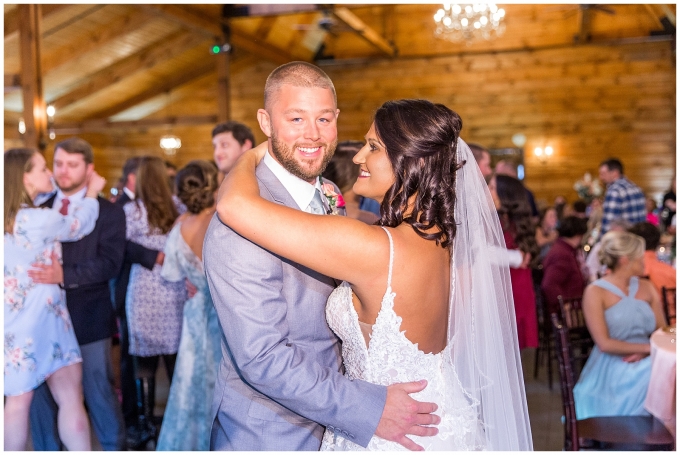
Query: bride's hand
248,141,268,162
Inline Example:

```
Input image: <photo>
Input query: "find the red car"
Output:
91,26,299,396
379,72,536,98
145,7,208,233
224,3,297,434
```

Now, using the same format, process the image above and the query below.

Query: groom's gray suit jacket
204,162,386,451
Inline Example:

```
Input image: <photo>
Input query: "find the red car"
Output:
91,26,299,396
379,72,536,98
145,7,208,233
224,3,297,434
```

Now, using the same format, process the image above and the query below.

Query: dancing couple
204,61,533,451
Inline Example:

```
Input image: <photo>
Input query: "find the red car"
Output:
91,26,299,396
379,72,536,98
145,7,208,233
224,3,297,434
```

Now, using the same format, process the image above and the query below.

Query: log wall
11,40,675,206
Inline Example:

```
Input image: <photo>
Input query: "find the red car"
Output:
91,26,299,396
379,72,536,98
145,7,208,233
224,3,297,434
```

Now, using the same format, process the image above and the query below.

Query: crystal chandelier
434,3,506,43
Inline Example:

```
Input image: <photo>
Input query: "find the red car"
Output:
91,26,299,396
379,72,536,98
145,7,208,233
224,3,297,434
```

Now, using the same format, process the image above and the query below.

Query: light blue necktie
308,189,326,215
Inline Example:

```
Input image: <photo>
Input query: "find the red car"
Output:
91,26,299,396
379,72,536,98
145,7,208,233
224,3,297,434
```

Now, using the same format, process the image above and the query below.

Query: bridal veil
448,138,533,450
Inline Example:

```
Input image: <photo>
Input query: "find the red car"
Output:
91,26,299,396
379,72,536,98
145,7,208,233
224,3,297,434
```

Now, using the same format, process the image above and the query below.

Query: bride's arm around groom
203,168,437,451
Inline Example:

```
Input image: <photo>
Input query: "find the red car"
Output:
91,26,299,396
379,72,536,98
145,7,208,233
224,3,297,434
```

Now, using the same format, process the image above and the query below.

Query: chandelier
434,3,506,43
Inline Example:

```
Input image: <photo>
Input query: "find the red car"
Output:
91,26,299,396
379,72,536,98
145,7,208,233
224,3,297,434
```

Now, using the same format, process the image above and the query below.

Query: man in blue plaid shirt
598,158,646,236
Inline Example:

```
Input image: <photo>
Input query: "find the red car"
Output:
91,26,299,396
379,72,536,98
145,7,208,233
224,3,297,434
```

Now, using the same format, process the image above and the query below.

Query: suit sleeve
124,240,158,270
62,201,126,288
204,215,386,448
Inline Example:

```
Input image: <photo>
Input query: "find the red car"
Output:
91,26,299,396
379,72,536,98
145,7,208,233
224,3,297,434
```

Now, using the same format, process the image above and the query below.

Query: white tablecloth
644,328,676,437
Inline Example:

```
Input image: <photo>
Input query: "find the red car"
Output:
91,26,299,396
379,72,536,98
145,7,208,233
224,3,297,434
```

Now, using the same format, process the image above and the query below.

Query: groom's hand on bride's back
375,380,439,451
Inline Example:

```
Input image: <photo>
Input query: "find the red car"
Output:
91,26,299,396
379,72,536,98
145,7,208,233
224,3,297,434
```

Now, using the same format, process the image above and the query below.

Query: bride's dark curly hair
374,99,464,251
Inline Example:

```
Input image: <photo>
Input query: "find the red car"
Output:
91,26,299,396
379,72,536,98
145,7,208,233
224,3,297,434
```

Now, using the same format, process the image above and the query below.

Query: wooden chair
661,286,676,326
557,295,594,377
533,288,555,390
551,314,675,451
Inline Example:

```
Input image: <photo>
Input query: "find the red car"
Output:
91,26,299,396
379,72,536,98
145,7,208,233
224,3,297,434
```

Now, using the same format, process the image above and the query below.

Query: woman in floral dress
4,148,105,450
123,156,186,445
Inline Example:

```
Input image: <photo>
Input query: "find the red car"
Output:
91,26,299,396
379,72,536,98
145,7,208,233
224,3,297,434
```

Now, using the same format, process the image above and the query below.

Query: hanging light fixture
159,91,181,156
434,3,506,43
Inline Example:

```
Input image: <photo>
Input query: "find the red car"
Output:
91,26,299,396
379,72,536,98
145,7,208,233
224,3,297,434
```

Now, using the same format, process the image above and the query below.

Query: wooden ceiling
4,4,676,138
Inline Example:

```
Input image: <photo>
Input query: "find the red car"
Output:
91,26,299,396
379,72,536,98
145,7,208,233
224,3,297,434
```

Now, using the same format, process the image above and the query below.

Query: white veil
448,138,533,450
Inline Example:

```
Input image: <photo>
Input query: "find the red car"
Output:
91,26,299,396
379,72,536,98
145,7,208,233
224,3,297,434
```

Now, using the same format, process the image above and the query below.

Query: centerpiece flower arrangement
573,172,603,203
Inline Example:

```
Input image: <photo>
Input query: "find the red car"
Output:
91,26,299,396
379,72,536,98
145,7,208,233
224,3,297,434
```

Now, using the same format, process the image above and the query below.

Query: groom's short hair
264,61,336,112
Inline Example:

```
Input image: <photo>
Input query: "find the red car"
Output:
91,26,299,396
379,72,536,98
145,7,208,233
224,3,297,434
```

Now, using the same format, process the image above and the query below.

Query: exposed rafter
139,4,303,65
4,4,68,37
52,115,218,134
332,7,396,57
48,31,207,111
5,73,21,91
88,60,216,120
41,10,153,74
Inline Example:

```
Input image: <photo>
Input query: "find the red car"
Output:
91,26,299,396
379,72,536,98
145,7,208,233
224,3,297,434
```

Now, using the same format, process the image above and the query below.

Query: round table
644,328,676,437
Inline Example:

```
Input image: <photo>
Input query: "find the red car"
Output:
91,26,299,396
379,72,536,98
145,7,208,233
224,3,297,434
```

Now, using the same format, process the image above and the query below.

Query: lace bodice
321,227,484,451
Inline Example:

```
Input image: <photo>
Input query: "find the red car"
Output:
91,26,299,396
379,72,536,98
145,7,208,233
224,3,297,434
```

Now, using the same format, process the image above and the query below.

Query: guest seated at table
574,231,666,420
627,222,676,299
541,216,589,315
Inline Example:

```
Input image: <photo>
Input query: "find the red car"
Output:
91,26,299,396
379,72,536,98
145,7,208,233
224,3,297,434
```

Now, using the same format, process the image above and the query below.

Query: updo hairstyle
176,160,219,214
598,231,645,270
373,99,464,251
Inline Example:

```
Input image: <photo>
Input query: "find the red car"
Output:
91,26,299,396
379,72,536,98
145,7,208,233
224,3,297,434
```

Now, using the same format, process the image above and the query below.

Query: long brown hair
135,156,178,234
5,148,37,234
374,99,464,251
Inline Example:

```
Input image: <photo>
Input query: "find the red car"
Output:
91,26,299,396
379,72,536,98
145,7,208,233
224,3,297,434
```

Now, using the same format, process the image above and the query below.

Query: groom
204,62,438,451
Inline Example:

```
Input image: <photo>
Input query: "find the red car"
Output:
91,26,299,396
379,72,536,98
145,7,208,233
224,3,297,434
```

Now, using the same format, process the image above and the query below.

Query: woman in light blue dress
157,160,222,451
574,231,667,419
4,148,105,450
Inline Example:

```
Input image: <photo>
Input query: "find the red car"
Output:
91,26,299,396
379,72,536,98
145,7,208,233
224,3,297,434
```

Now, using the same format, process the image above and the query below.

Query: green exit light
212,45,221,54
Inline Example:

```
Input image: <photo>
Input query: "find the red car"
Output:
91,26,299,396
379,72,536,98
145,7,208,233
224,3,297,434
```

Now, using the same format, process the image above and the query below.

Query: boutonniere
320,178,346,215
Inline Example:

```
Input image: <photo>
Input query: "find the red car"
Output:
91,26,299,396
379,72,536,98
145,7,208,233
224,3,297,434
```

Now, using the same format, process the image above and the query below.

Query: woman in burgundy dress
489,174,540,349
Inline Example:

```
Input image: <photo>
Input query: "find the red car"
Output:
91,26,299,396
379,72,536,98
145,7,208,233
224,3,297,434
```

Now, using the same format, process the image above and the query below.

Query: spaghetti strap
592,278,627,299
380,226,394,290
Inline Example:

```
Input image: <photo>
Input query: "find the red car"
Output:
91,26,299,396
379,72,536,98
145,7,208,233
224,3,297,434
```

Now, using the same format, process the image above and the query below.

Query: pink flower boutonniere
321,180,346,216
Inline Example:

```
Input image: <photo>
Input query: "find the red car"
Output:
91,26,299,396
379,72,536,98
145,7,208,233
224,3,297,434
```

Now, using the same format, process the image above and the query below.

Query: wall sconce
160,135,182,156
18,118,26,135
534,146,553,164
46,104,56,140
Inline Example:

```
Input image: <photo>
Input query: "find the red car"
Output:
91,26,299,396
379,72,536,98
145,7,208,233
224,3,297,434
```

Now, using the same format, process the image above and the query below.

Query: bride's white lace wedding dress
321,227,486,451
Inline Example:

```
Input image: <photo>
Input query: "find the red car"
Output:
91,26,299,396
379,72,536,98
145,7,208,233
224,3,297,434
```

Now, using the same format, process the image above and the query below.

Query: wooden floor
29,346,565,451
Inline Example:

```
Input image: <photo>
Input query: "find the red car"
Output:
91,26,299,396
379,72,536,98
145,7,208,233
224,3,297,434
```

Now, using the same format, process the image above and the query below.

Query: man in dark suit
29,137,126,451
112,156,163,448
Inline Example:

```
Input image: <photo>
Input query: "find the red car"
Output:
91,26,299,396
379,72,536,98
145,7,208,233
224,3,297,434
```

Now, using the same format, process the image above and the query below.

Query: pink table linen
645,328,676,437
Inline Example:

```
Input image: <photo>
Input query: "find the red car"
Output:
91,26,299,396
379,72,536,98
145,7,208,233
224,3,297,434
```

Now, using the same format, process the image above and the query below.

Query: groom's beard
271,133,337,182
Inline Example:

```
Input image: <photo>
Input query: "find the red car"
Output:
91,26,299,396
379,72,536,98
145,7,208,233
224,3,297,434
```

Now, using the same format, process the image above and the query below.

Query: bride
216,99,532,451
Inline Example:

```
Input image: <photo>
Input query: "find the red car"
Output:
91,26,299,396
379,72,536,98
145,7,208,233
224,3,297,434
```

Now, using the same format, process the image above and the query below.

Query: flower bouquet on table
573,173,603,204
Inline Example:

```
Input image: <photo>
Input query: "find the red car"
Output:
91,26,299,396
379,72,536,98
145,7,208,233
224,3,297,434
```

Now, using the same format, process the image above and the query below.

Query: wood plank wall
7,41,675,206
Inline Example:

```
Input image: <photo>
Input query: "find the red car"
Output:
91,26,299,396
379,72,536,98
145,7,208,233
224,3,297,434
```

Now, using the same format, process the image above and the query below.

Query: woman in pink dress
489,174,539,349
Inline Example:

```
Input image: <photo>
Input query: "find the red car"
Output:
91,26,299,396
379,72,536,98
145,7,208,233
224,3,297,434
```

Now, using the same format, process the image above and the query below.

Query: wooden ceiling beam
5,4,68,37
88,60,216,120
659,5,676,27
332,7,396,57
48,31,206,111
140,4,300,65
52,114,218,134
18,5,48,150
5,73,21,89
41,10,153,74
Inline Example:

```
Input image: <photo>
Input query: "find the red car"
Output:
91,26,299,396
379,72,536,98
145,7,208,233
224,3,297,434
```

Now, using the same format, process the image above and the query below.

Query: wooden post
18,5,47,151
216,7,231,123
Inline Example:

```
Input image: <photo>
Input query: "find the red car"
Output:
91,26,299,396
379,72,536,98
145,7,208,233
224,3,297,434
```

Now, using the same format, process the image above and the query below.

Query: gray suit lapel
256,161,303,210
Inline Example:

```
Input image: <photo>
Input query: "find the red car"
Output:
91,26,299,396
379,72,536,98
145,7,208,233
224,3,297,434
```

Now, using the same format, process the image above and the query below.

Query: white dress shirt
53,187,88,215
263,149,324,212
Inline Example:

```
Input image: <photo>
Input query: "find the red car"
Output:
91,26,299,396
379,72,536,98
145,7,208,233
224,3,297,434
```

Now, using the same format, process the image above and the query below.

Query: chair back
661,286,676,326
551,313,579,451
557,295,594,375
